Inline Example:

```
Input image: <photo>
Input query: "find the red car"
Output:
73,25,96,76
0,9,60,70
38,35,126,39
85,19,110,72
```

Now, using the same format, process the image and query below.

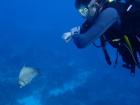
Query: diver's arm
80,20,93,33
72,7,121,48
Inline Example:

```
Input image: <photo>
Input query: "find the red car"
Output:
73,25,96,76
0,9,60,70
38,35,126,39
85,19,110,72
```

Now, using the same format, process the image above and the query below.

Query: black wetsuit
72,1,140,73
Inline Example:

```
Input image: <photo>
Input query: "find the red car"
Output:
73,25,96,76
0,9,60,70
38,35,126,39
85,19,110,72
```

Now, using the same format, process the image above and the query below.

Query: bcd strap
124,35,133,51
100,35,112,65
123,35,138,65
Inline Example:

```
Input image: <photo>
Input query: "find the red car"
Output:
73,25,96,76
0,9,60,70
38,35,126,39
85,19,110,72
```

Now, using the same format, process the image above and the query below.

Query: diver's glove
70,26,80,35
62,32,73,43
62,26,80,43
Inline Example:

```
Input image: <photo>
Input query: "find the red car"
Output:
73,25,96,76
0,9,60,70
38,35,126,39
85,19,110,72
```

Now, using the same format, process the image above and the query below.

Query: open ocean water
0,0,140,105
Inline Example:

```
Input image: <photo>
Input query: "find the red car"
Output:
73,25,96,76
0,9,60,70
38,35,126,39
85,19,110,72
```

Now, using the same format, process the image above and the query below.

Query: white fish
18,66,38,88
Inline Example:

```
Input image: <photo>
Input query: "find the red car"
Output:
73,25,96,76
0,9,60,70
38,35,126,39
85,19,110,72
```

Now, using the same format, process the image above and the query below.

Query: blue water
0,0,140,105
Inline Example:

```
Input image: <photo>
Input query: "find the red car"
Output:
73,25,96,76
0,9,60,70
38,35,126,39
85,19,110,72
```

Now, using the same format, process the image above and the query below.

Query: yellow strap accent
124,35,133,52
124,35,138,65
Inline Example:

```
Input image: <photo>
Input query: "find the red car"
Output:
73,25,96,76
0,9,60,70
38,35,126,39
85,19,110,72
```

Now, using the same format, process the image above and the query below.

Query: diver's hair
75,0,92,9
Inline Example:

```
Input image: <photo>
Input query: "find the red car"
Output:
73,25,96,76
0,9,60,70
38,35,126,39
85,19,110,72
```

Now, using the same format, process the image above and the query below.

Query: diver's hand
71,26,80,35
62,32,73,43
62,26,80,43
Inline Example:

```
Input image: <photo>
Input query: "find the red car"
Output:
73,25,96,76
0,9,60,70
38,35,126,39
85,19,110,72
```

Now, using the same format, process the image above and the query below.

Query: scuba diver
62,0,140,75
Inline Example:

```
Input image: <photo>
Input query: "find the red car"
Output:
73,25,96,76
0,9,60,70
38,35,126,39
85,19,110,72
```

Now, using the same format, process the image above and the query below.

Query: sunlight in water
18,95,41,105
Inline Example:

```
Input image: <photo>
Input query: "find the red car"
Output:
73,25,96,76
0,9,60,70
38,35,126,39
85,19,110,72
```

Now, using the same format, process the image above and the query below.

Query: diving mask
78,0,100,17
78,7,89,17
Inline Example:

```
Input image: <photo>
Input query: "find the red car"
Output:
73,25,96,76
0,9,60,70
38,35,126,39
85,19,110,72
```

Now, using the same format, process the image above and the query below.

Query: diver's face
88,5,97,18
78,0,100,19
